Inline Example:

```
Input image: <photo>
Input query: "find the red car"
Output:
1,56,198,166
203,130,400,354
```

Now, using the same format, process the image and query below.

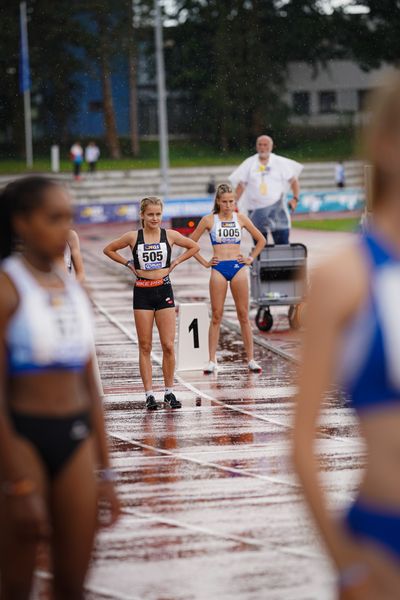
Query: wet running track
37,225,363,600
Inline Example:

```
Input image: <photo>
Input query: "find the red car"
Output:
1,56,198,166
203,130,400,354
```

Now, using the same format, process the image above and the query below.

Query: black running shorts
133,276,175,311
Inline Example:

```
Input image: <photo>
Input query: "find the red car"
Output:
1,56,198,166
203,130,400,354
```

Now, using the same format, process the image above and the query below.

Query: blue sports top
3,255,94,375
339,231,400,413
209,213,242,245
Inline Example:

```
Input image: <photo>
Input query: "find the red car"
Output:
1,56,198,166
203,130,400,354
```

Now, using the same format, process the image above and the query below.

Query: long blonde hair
140,196,163,227
364,73,400,206
212,183,234,213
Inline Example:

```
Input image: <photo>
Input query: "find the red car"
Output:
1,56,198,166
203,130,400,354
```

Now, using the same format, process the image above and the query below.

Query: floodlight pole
154,0,169,198
20,1,33,168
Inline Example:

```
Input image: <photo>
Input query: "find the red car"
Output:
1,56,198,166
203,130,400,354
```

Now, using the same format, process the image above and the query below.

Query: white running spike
248,359,262,373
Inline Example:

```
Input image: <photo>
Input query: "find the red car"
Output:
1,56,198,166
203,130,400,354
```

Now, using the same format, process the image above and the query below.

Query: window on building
89,100,103,112
292,92,310,116
319,91,337,114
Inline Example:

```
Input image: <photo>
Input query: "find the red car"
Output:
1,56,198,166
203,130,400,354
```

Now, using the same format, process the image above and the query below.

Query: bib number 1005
188,318,199,348
218,228,239,238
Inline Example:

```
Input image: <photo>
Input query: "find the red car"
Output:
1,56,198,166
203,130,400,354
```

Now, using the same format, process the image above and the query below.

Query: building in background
70,57,398,140
70,43,190,139
286,60,398,127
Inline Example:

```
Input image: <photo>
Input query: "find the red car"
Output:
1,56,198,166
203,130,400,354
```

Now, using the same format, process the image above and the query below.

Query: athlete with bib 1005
103,197,199,411
190,183,266,374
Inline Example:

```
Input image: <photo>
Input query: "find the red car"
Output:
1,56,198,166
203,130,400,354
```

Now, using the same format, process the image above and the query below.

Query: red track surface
35,226,362,600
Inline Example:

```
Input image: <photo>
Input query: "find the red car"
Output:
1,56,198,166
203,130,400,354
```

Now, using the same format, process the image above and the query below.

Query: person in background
70,141,84,181
0,176,120,599
103,196,199,411
190,183,266,374
294,75,400,599
85,142,100,174
335,160,346,188
62,228,104,398
206,176,216,200
229,135,302,244
64,229,85,282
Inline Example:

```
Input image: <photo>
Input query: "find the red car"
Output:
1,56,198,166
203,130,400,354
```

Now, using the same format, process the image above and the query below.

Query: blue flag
19,2,31,93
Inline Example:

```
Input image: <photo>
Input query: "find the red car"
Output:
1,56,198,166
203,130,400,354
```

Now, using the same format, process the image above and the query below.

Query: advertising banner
74,190,364,225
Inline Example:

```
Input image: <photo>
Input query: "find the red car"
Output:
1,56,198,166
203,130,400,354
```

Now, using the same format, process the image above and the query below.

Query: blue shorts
346,500,400,559
212,260,246,282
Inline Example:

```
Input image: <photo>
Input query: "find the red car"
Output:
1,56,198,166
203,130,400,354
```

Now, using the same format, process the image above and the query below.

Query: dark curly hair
0,176,58,259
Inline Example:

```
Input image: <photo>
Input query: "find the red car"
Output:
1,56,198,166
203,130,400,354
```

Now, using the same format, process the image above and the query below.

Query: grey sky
162,0,369,22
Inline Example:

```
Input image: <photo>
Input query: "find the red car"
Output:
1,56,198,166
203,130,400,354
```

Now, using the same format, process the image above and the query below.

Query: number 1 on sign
188,318,199,348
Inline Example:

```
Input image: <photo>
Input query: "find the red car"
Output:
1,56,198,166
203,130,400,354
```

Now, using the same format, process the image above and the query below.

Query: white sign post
176,303,209,371
51,145,60,173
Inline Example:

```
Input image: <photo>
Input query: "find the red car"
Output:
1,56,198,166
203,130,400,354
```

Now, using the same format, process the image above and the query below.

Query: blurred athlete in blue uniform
294,76,400,599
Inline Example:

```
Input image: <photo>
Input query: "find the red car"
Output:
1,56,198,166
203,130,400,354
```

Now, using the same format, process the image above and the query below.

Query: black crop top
132,229,171,271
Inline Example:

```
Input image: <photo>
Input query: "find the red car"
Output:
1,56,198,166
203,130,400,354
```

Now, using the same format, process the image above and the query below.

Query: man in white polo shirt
229,135,303,244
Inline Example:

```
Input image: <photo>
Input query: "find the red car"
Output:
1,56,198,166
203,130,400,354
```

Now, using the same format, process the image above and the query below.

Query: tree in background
76,0,153,159
0,0,150,160
165,0,346,150
29,1,84,142
126,0,153,157
0,4,22,152
0,2,84,154
340,0,400,70
76,1,123,159
2,0,399,161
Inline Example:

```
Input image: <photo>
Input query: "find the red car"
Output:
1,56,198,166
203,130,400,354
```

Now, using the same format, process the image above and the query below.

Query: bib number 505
143,250,163,262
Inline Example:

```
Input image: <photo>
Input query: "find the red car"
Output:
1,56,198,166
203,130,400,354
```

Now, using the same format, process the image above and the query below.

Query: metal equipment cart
250,243,307,332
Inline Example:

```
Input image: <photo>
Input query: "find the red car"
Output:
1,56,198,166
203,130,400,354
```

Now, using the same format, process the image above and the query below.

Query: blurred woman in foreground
294,75,400,599
0,177,120,599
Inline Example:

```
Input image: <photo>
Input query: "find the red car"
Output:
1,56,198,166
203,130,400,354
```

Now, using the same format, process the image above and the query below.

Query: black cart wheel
255,308,273,332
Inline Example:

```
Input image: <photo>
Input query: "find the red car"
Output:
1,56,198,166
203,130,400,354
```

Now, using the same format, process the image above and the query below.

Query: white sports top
209,212,242,245
3,256,94,375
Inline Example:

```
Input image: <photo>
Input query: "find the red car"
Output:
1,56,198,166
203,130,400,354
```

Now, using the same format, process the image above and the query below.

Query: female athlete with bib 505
294,76,400,599
191,183,266,374
0,176,120,600
103,197,199,411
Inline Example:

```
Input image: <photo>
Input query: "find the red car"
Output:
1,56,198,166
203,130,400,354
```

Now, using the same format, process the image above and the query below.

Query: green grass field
0,135,355,175
292,217,360,232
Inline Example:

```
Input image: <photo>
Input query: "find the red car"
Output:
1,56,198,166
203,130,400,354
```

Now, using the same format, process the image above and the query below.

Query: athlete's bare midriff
212,244,242,261
9,371,90,416
357,407,400,506
135,266,170,280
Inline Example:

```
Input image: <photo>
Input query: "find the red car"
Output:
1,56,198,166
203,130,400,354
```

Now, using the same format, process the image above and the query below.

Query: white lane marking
101,381,297,399
110,433,299,488
93,299,363,449
83,584,143,600
123,507,321,560
108,431,354,504
110,443,366,461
